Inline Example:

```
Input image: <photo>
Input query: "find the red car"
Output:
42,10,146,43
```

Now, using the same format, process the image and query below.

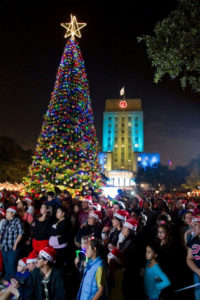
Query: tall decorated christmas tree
23,15,104,197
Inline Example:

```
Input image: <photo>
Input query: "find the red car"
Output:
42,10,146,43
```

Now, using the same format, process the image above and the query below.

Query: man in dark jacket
25,246,66,300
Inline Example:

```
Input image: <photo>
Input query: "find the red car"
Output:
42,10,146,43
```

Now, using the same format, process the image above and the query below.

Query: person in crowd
14,257,30,299
25,246,66,299
26,252,37,272
187,215,200,300
75,211,102,248
144,243,171,300
77,199,92,229
0,206,24,285
49,206,70,268
23,196,35,216
143,199,156,228
107,248,124,300
107,210,127,251
0,209,6,277
31,203,53,255
17,200,33,225
181,210,194,246
77,238,107,300
75,235,90,279
45,191,61,214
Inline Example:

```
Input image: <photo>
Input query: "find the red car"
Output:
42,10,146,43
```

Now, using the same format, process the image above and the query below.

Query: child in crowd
107,248,124,300
75,236,90,279
77,238,107,300
144,243,170,300
15,257,30,299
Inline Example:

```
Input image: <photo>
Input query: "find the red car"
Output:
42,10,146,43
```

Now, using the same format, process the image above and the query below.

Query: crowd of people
0,188,199,299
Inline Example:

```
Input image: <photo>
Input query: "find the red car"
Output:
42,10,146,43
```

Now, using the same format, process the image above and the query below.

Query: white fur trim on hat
113,212,125,221
123,221,135,230
89,212,99,220
39,250,53,262
26,257,37,264
192,216,200,223
18,259,26,268
7,207,17,214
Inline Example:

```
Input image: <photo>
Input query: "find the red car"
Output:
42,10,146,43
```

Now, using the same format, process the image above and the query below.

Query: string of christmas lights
23,37,104,197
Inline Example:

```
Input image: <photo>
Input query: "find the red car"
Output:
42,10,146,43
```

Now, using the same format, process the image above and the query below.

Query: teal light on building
102,99,144,173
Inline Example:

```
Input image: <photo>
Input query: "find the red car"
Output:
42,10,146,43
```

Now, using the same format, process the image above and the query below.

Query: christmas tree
23,15,104,197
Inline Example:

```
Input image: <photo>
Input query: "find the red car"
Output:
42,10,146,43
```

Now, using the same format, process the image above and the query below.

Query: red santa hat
93,203,101,211
27,251,38,264
10,194,17,201
108,248,123,264
113,210,129,222
89,210,102,221
123,218,138,231
24,196,33,203
192,216,200,223
18,257,27,268
39,246,56,262
6,206,17,214
83,198,93,206
0,208,6,217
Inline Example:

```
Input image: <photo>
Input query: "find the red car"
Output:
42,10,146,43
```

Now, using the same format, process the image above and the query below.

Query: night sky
1,0,200,167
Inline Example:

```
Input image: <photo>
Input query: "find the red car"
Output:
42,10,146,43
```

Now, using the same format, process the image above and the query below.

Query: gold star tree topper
61,14,86,40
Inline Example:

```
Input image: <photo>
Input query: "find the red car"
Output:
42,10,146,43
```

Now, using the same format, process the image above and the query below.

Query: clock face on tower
119,100,127,108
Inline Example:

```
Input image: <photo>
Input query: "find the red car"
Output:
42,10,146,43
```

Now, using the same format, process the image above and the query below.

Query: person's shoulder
188,235,200,247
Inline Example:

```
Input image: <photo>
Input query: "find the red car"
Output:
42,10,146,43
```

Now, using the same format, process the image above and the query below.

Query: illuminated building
99,98,160,188
100,98,144,187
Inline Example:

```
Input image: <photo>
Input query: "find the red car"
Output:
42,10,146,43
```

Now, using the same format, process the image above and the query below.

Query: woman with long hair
31,203,53,255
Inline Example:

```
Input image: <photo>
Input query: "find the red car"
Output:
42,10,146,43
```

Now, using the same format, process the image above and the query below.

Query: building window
135,137,138,142
128,116,131,121
108,137,111,141
121,123,124,127
121,130,125,134
108,117,112,121
108,130,111,134
135,144,138,148
128,122,131,126
135,123,138,127
135,116,138,120
121,137,124,142
108,123,111,127
114,159,117,162
115,117,118,121
121,117,125,122
138,157,141,161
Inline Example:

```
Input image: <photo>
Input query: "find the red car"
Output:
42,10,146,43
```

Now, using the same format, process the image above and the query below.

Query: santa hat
93,203,101,211
10,194,17,201
114,210,129,222
89,211,102,221
18,257,27,268
0,208,6,217
24,196,33,203
7,206,17,214
192,216,200,223
108,248,123,264
39,246,56,262
188,202,197,208
123,218,138,231
27,251,38,264
83,198,93,206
